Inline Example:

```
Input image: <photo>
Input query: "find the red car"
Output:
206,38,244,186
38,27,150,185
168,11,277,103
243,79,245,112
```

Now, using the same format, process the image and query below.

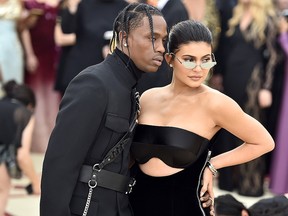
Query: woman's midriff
139,157,184,177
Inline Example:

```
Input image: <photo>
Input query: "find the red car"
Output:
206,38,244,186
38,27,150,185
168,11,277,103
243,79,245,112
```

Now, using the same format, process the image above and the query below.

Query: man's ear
165,53,173,66
118,31,128,48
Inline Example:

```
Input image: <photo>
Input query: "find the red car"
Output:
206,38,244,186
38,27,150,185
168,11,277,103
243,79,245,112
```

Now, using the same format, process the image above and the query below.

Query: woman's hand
258,89,272,108
200,167,215,216
68,0,81,13
25,54,38,73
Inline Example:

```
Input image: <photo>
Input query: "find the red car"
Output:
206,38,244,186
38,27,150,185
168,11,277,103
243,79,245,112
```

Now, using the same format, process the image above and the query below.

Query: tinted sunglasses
171,53,217,70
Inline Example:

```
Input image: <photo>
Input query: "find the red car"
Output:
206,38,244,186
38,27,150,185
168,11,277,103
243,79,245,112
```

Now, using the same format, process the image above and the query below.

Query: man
40,3,168,216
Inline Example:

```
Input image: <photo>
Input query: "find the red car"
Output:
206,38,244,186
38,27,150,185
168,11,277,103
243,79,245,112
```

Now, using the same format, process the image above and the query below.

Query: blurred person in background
269,0,288,195
21,0,61,153
182,0,221,51
53,0,76,96
59,0,128,92
212,0,278,197
209,0,237,91
0,0,25,84
215,193,288,216
0,80,40,216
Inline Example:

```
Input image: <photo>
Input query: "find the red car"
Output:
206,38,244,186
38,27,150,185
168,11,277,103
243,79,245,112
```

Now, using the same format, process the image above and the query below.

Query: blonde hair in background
226,0,277,47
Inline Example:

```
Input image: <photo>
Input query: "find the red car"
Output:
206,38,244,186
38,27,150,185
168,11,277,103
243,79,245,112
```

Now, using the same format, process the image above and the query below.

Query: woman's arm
209,93,274,170
54,22,76,46
21,29,38,73
258,18,279,108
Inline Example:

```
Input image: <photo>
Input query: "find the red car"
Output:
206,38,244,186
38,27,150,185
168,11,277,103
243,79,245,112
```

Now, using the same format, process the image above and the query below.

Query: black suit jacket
40,50,141,216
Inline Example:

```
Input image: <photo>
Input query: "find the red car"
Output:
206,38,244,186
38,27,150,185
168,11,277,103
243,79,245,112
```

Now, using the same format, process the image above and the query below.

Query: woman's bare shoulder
205,86,236,106
204,86,245,121
140,86,166,101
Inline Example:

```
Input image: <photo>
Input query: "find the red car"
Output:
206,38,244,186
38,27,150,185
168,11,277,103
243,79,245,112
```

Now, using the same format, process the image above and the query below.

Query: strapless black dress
129,124,213,216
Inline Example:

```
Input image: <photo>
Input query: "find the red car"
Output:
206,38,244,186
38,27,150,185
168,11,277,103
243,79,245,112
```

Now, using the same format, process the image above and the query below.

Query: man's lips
152,56,163,66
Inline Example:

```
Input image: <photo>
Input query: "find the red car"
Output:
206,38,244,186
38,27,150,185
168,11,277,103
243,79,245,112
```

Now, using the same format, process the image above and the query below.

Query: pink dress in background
24,0,60,152
270,32,288,194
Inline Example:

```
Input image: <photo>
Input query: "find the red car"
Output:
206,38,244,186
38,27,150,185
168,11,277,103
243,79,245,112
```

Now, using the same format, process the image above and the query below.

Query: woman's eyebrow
182,54,211,58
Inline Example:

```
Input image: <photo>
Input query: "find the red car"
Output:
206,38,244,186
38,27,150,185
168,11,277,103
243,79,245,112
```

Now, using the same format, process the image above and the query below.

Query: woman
21,0,61,153
215,0,278,196
0,80,40,216
0,0,24,84
59,0,128,90
53,0,76,96
129,20,274,216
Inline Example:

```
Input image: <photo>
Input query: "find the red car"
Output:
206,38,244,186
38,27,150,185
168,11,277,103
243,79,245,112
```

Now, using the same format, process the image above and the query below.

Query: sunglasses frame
171,53,217,70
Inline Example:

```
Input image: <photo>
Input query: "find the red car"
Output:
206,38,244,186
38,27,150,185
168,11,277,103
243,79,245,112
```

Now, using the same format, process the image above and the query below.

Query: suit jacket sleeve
40,70,108,216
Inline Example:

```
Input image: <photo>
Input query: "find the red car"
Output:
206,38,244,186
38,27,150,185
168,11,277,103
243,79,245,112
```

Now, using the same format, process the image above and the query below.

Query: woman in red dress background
22,0,60,152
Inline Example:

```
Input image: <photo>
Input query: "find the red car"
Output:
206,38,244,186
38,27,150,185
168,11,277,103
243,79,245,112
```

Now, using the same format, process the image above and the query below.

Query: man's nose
156,40,166,53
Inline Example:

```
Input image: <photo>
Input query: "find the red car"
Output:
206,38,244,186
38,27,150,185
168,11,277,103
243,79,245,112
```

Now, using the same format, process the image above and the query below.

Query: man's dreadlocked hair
109,3,165,53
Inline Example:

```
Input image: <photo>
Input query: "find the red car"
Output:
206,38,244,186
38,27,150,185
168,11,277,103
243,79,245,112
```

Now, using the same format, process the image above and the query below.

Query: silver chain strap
82,187,93,216
82,166,99,216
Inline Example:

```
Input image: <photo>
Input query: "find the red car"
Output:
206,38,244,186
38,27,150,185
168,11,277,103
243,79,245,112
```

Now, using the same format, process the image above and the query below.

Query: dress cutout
130,124,213,216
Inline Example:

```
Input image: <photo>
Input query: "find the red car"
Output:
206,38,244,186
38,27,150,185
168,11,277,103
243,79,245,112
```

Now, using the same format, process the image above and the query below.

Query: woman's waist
138,157,184,177
136,150,210,178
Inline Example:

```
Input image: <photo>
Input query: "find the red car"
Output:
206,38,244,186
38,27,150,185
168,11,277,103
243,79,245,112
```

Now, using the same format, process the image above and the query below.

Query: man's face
126,15,168,73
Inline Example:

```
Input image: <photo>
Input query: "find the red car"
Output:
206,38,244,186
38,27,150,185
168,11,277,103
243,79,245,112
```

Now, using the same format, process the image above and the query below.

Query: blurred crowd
1,0,288,215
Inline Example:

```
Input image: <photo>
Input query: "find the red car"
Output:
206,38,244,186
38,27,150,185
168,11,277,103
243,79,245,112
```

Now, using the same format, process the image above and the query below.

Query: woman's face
239,0,252,5
277,0,288,10
125,15,168,73
168,41,213,88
